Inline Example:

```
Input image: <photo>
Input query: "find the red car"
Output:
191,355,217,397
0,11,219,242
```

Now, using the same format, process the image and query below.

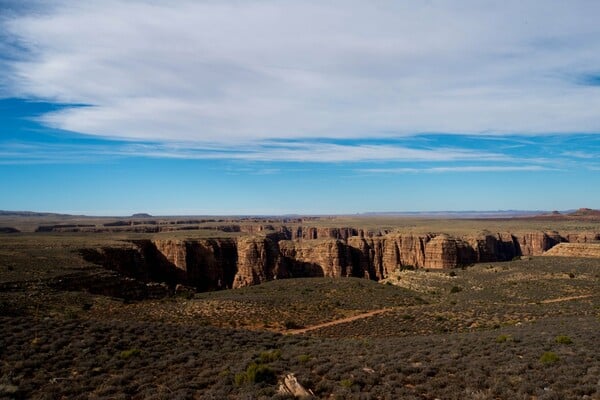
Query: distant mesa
0,227,20,233
568,208,600,217
131,213,153,218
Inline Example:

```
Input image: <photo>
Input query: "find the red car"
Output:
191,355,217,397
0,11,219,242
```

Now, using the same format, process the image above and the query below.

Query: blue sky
0,1,599,215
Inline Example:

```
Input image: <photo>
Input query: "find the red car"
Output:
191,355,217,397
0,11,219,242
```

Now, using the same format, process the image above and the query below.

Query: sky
0,0,599,215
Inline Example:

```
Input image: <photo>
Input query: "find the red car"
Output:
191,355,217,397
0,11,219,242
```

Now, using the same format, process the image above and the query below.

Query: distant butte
131,213,153,218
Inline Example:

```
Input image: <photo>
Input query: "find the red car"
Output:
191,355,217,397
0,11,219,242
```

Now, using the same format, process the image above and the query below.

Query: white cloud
3,0,600,145
0,140,506,164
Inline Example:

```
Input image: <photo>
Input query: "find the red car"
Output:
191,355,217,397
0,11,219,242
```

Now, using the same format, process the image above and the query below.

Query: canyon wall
83,229,599,292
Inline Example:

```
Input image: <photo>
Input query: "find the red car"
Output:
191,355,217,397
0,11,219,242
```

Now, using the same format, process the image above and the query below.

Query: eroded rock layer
83,229,598,292
543,243,600,258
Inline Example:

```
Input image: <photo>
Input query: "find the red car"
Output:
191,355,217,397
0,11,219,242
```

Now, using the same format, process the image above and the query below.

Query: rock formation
233,236,280,288
82,229,599,293
516,231,564,255
543,243,600,258
279,239,351,278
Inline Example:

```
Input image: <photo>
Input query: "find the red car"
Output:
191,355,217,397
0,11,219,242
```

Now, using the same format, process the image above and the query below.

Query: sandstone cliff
83,229,599,293
279,239,352,278
233,236,280,288
516,231,564,255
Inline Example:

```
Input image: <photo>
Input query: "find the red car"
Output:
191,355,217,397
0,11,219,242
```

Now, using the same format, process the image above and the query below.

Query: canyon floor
1,213,599,399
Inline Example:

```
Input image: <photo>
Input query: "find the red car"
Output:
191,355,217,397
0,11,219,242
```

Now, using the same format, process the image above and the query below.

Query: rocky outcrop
423,235,477,269
345,234,433,278
279,239,351,278
516,231,565,255
49,270,170,300
564,232,600,243
233,236,280,288
543,243,600,258
466,232,519,262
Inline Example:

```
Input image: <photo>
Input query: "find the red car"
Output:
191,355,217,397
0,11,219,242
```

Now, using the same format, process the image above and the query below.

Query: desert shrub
568,272,575,279
64,309,80,319
539,352,559,364
495,335,512,343
259,349,281,363
298,354,311,363
235,362,276,386
448,271,457,277
340,378,353,388
119,349,141,359
283,320,303,329
0,300,24,317
450,286,462,294
555,335,573,345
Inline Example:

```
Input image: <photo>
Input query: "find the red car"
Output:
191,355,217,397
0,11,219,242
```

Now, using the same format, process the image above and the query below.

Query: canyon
83,227,600,292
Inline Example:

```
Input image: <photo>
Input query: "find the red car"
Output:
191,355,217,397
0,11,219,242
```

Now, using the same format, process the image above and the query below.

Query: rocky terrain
1,257,599,399
80,229,599,294
1,212,599,399
543,243,600,258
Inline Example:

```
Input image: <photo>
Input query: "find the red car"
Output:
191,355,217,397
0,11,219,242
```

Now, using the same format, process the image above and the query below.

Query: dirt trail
286,307,395,335
539,294,593,304
287,294,596,335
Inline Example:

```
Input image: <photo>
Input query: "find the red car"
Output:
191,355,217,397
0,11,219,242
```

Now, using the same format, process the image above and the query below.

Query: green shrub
119,349,141,359
259,349,281,363
555,335,573,344
450,286,462,294
495,334,511,343
298,354,312,363
235,362,276,386
539,351,559,364
340,378,353,388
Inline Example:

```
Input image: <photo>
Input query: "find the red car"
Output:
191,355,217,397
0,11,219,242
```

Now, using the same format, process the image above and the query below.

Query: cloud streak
359,166,557,174
2,0,600,149
0,140,506,164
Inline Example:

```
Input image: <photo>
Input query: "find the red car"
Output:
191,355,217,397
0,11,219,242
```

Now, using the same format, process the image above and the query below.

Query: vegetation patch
235,362,276,386
495,334,512,343
119,348,141,359
555,335,573,344
540,351,560,364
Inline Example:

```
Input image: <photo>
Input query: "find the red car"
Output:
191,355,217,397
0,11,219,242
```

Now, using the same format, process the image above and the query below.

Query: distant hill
568,208,600,217
359,210,546,219
0,210,78,217
131,213,153,218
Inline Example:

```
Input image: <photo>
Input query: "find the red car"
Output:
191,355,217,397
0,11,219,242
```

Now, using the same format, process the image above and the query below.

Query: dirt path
286,307,395,335
287,294,596,335
539,294,593,304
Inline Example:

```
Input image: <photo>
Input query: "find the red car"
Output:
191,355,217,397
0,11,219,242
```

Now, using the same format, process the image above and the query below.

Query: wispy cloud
0,140,506,164
359,165,556,174
561,151,597,159
2,0,600,149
